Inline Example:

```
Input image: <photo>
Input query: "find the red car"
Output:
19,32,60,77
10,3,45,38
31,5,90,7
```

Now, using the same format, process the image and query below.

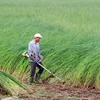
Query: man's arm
28,43,35,57
38,51,44,61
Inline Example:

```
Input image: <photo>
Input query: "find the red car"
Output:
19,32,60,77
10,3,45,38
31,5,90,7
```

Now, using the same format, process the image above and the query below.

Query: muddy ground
0,82,100,100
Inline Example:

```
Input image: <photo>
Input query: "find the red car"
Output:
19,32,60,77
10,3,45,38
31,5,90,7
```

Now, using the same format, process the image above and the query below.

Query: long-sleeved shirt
28,40,41,62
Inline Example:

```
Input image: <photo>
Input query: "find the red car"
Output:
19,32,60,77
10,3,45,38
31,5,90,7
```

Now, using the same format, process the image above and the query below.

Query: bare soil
0,82,100,100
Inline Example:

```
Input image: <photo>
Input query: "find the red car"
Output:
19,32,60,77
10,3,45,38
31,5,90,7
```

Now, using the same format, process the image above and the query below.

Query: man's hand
31,53,36,57
41,56,44,61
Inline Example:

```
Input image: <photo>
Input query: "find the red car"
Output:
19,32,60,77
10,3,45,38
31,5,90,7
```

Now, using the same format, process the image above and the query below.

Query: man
28,33,44,85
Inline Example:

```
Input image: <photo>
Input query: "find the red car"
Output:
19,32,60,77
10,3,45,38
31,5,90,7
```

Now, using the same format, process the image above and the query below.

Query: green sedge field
0,0,100,97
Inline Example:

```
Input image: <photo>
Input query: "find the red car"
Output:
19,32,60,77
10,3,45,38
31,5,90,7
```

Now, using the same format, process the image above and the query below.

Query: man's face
35,37,41,43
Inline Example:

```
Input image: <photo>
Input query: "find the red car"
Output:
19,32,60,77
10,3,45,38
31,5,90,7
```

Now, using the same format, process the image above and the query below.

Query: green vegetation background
0,0,100,89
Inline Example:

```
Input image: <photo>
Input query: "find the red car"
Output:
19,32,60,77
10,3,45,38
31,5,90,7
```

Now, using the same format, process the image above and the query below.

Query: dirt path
1,82,100,100
19,82,100,100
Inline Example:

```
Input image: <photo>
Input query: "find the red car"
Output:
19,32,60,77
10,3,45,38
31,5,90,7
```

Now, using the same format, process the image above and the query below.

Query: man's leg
35,62,44,83
29,62,37,84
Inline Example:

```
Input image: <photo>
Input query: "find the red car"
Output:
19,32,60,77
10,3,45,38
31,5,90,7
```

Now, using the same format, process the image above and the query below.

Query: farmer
28,33,44,84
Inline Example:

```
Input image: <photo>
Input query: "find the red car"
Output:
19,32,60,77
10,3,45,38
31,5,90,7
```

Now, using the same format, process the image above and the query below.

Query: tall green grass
0,0,100,89
0,70,29,95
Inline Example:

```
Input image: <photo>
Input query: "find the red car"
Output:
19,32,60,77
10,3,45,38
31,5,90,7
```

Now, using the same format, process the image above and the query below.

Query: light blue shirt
28,40,41,62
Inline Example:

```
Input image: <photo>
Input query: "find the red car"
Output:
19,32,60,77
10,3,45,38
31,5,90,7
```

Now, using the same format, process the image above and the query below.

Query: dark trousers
30,62,44,78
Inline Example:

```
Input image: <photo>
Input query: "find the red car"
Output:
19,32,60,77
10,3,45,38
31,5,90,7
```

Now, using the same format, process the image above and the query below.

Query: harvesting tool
22,51,61,81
